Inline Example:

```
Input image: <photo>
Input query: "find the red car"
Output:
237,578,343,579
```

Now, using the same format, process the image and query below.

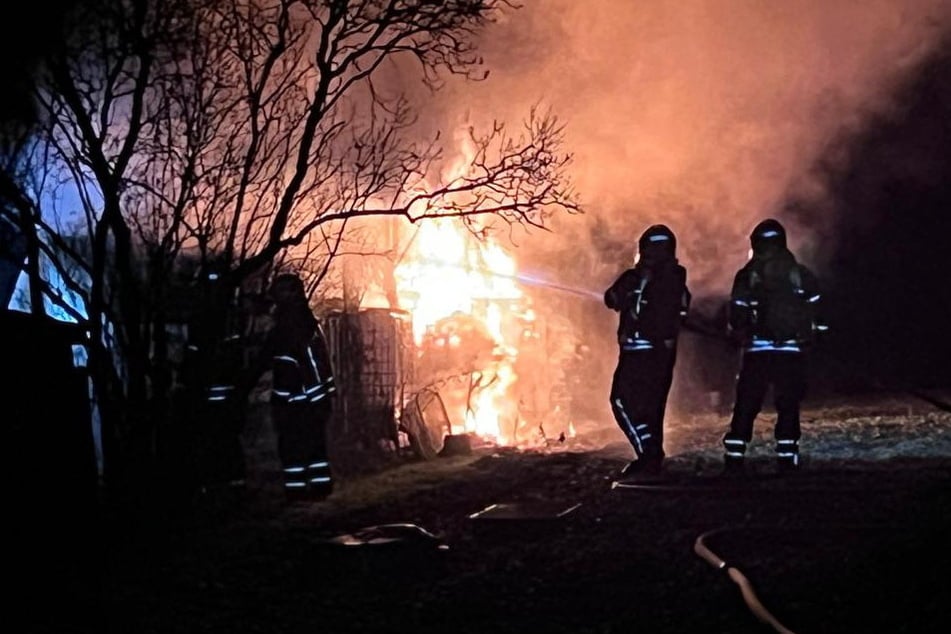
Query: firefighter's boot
775,439,800,473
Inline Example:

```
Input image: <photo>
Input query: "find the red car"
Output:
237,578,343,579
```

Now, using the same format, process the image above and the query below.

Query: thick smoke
424,0,951,300
406,1,951,420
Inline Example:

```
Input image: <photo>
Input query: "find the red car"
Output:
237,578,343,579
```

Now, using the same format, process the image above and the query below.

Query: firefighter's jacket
266,303,336,406
604,257,691,351
183,317,244,405
728,247,827,353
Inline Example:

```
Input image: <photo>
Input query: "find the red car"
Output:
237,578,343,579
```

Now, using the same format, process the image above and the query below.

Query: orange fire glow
394,218,529,444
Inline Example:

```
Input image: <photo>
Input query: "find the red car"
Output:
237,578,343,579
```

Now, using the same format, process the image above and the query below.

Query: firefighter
253,273,337,501
723,218,827,474
181,266,248,495
605,224,691,476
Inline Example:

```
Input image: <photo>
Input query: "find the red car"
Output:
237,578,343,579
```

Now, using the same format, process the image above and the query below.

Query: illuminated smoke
420,0,951,298
391,1,951,423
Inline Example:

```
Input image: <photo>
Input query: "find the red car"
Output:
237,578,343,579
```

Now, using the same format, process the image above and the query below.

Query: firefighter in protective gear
723,218,827,473
181,266,248,494
259,273,337,500
604,224,691,476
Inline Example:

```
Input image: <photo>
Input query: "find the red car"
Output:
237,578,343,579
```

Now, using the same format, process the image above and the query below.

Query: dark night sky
816,38,951,387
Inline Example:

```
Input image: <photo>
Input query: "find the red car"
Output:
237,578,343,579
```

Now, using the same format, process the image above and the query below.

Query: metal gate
324,308,415,454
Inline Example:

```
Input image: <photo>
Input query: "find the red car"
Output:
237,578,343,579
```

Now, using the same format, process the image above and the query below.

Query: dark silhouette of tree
0,0,580,505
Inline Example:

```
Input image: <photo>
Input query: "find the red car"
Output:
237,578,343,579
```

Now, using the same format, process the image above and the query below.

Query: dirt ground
19,391,951,634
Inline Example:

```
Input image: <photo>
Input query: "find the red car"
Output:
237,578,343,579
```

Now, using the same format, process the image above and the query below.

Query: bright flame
394,217,527,444
396,220,522,343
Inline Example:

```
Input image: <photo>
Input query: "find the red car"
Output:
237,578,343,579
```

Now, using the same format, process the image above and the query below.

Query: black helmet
270,272,306,304
638,224,677,261
749,218,787,254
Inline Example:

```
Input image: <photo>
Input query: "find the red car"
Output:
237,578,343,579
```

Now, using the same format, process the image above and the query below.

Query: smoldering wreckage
4,230,951,634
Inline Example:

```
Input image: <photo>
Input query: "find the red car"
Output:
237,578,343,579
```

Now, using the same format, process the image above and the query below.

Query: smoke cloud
422,0,951,300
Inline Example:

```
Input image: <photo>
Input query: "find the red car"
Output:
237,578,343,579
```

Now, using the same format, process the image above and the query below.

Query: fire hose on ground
691,522,921,634
612,470,948,633
694,527,797,634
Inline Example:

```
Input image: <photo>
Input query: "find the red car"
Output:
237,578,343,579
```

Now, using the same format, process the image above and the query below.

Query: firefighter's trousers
724,351,806,464
273,399,334,499
609,346,676,460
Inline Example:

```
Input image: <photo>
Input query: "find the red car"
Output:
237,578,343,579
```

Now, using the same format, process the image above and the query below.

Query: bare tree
11,0,580,502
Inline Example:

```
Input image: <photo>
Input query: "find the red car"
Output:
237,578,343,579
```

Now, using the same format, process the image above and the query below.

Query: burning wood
395,218,531,446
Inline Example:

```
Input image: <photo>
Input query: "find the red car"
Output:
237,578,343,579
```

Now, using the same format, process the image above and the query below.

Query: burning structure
322,215,589,468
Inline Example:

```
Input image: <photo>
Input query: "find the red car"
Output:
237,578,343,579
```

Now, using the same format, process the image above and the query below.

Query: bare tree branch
7,0,580,496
